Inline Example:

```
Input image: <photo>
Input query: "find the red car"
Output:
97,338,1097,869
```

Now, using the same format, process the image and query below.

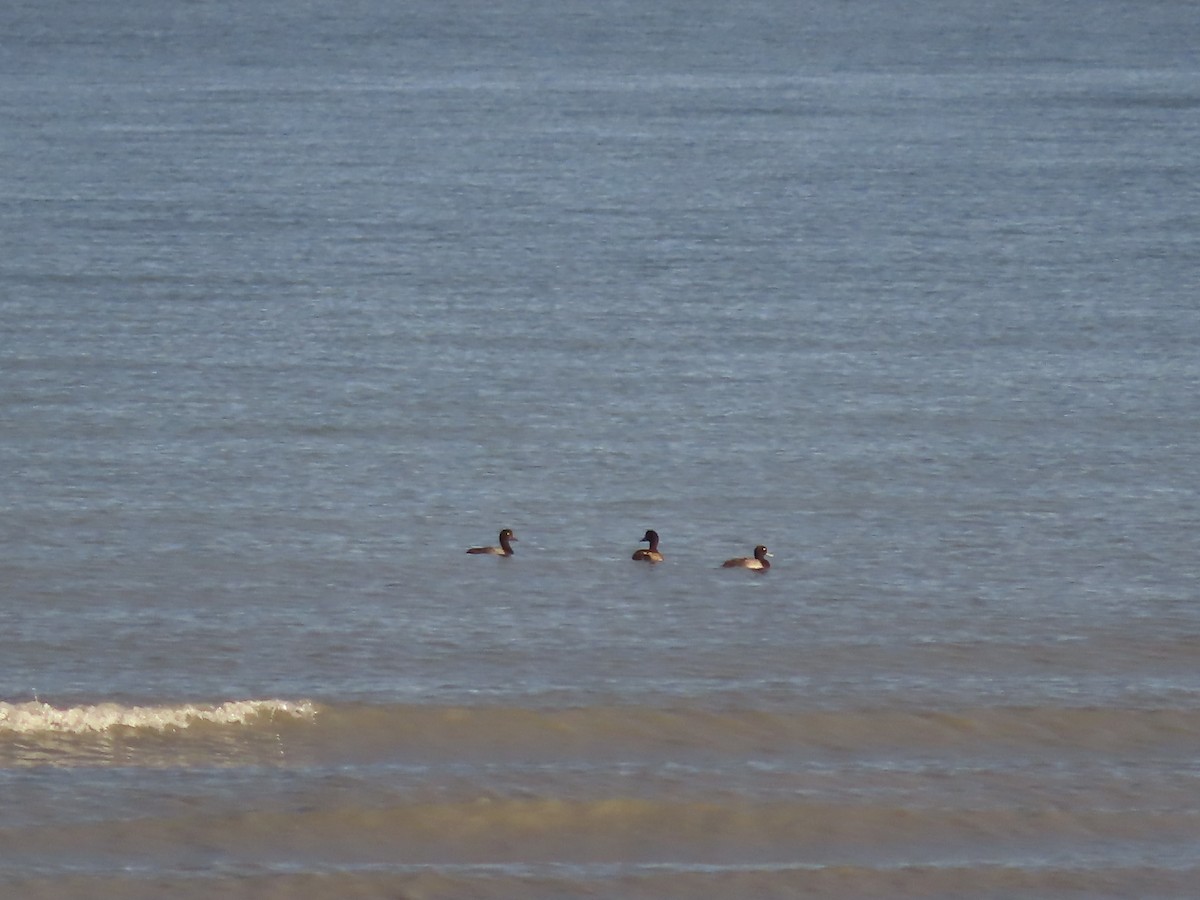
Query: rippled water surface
3,0,1199,896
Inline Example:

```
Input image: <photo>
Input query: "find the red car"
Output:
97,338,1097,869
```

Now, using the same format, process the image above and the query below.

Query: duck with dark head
632,529,664,563
467,528,518,557
721,544,771,571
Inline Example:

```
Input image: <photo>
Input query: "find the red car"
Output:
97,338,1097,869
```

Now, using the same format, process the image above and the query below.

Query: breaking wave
5,699,1200,769
0,699,317,735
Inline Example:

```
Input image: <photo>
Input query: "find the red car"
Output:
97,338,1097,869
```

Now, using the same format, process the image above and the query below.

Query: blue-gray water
3,1,1199,897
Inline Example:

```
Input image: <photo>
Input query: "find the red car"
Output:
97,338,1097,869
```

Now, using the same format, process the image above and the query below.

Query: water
3,0,1199,896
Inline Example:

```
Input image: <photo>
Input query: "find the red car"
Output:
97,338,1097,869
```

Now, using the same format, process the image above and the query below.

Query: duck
632,529,664,563
466,528,518,556
721,544,771,571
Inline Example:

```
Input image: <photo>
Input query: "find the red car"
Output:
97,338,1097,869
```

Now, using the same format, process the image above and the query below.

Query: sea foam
0,699,317,735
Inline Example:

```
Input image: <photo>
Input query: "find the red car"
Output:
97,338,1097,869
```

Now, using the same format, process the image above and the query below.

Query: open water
3,0,1199,897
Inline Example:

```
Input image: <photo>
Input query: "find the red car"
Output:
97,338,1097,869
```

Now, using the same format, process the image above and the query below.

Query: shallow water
3,0,1200,896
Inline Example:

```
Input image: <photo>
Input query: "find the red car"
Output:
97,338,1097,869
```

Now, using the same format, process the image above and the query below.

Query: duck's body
467,528,518,556
632,529,664,563
722,544,771,570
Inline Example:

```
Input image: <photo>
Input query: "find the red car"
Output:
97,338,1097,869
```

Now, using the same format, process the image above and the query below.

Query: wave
297,702,1200,764
5,793,1198,881
4,702,1198,895
0,698,316,735
0,699,318,768
5,698,1200,769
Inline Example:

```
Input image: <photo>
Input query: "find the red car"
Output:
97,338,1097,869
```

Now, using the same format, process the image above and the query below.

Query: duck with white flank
467,528,518,556
721,544,771,571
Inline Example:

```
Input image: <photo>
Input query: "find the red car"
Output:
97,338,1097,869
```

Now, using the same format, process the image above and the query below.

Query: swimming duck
632,529,664,563
721,544,771,571
466,528,518,556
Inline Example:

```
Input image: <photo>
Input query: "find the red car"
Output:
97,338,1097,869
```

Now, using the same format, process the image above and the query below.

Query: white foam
0,699,317,734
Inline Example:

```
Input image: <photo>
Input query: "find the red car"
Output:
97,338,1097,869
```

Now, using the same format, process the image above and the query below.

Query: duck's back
722,556,763,569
